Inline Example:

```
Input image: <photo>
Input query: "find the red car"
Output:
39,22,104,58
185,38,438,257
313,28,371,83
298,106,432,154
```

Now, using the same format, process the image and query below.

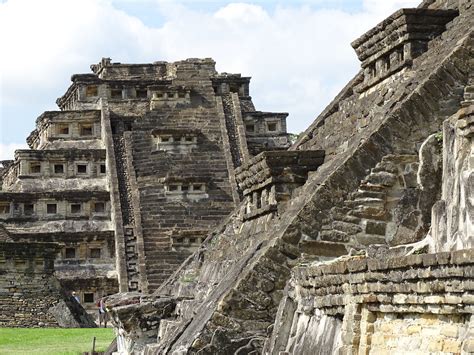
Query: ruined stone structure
0,58,289,320
96,0,473,354
1,0,473,351
0,226,96,327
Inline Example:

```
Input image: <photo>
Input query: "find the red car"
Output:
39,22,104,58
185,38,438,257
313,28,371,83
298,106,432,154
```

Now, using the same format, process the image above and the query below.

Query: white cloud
0,0,421,158
0,143,27,161
362,0,422,16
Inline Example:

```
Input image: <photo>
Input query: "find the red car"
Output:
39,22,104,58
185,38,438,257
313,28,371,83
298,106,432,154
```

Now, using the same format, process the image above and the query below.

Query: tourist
72,291,80,304
97,297,108,328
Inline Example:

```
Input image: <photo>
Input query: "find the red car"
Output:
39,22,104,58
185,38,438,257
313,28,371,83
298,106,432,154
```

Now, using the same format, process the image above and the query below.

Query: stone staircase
319,154,421,248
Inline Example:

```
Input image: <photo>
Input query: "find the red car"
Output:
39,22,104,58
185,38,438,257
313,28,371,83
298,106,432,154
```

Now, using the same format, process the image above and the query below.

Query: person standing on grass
97,297,108,328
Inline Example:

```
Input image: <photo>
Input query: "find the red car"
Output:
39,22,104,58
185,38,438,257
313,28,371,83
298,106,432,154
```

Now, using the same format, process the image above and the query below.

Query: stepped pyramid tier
100,0,474,354
0,58,291,322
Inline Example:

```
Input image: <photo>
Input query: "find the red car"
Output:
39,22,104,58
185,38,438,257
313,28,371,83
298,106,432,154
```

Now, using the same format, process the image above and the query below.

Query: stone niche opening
29,161,42,174
171,230,207,252
53,163,65,175
80,123,93,136
163,177,208,201
76,164,88,175
70,203,82,214
110,87,123,100
89,248,101,259
64,247,76,259
46,203,58,215
267,121,279,133
149,86,191,109
56,123,70,136
92,201,106,214
152,128,199,154
235,150,325,221
135,88,148,99
83,292,94,304
85,85,98,98
0,202,11,216
23,203,35,216
351,8,458,93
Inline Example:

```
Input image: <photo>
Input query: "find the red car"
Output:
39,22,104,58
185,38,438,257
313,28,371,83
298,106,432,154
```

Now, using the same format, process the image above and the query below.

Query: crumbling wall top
351,8,458,66
235,150,325,195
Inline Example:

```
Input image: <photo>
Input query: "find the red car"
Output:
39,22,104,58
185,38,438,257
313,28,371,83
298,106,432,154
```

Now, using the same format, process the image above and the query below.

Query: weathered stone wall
430,58,474,252
105,2,473,354
27,110,103,150
265,249,474,354
127,84,236,291
0,241,95,327
289,5,472,248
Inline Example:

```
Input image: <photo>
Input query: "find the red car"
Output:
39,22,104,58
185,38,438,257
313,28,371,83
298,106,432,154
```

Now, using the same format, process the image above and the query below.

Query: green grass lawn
0,328,115,355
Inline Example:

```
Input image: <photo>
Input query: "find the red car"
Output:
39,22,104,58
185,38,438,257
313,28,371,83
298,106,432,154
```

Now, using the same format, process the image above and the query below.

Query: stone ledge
352,8,459,63
300,248,474,278
235,150,325,195
292,249,474,315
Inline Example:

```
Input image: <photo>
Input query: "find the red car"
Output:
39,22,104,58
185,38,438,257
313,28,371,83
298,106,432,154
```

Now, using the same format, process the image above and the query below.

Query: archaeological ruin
0,0,473,353
0,54,290,319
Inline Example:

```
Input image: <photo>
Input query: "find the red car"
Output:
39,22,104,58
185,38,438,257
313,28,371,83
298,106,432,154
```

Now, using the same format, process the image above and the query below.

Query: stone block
407,325,421,335
440,324,459,338
428,338,444,352
443,339,461,353
367,259,389,271
445,295,462,304
365,221,387,236
332,220,362,235
394,294,408,304
436,252,451,265
422,253,438,266
347,258,367,272
300,240,348,257
424,295,445,304
462,294,474,304
463,338,474,353
451,249,474,265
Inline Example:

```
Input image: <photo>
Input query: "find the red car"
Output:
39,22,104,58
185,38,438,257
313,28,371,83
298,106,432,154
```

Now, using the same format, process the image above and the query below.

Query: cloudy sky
0,0,420,160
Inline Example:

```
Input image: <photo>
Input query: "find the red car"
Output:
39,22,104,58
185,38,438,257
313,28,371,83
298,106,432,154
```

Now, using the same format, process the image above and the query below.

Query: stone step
358,183,386,192
330,206,351,215
350,190,386,200
320,223,332,231
380,154,418,164
320,230,350,243
344,197,384,209
352,197,385,205
365,171,397,187
355,233,387,246
372,161,399,174
332,220,362,235
364,220,387,236
349,206,388,221
330,213,362,225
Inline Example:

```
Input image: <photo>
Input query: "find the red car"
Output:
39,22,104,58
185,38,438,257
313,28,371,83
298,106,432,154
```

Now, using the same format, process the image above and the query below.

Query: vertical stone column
231,92,250,165
340,302,362,354
431,68,474,252
358,307,376,354
462,314,474,353
216,97,241,205
100,99,129,292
